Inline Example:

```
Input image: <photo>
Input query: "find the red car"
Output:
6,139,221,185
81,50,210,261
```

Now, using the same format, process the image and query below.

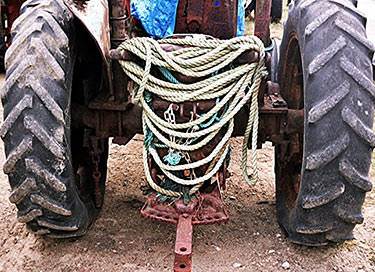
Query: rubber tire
276,0,374,246
1,0,105,237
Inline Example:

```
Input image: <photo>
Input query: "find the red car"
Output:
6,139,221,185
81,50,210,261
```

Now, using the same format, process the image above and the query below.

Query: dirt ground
1,2,375,272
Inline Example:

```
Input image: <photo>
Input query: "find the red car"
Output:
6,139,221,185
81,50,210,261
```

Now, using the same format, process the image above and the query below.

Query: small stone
281,261,290,270
276,234,282,238
268,250,275,254
229,196,236,201
212,245,221,251
232,262,242,268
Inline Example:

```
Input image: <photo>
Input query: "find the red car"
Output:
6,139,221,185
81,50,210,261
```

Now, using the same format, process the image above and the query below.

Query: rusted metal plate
141,186,229,225
175,0,238,39
64,0,110,60
174,215,193,272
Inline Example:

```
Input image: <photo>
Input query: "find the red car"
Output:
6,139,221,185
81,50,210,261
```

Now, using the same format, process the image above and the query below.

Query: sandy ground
1,2,375,272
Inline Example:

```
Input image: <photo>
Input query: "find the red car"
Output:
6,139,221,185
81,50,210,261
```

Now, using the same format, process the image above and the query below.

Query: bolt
183,169,191,177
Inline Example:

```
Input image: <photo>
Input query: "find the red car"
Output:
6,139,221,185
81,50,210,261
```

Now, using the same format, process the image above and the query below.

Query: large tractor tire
276,0,374,246
1,0,108,238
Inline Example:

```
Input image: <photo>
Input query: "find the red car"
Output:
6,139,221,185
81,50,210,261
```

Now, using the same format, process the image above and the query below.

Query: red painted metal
175,0,238,39
141,186,228,226
124,0,131,17
5,0,22,31
2,0,22,47
174,215,193,272
254,0,272,46
66,0,111,60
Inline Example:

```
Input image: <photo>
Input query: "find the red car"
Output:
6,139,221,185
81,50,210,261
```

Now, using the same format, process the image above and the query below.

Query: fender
64,0,111,64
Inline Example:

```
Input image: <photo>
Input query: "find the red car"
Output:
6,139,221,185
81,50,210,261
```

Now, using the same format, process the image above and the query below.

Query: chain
90,140,103,208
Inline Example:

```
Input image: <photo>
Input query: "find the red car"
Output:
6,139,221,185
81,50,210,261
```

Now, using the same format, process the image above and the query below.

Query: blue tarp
130,0,179,38
237,0,245,36
131,0,245,39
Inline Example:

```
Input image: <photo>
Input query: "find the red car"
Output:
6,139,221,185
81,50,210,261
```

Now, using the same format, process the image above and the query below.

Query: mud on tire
1,0,104,237
276,0,375,245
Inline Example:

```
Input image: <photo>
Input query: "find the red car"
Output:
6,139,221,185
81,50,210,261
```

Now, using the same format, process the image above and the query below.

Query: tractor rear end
1,0,374,271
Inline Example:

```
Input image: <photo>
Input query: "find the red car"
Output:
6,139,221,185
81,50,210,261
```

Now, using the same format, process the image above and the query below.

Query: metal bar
175,0,238,39
174,214,193,272
254,0,272,46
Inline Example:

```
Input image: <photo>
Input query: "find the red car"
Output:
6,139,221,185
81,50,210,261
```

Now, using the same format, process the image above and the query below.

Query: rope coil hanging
117,35,268,198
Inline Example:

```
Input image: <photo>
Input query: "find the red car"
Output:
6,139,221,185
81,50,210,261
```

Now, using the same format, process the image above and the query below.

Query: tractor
1,0,374,271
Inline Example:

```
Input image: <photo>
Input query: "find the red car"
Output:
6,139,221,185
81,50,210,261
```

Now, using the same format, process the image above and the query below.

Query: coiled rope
117,35,267,198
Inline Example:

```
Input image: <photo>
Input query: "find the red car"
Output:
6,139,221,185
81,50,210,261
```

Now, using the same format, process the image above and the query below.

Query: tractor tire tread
277,0,374,245
1,0,90,237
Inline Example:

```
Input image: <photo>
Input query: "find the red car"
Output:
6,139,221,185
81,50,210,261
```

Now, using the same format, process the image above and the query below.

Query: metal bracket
174,214,193,272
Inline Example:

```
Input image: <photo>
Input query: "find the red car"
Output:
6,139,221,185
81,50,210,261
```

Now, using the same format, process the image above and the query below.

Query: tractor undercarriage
67,1,302,270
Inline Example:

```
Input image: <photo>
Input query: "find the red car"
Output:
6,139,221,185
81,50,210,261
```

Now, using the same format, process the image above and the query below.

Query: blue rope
159,67,180,84
163,152,182,166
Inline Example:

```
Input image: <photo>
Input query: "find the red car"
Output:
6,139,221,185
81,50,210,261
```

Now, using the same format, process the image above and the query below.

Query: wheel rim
277,34,304,211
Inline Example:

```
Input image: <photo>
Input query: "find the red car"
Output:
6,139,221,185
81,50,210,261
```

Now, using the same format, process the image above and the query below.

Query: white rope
117,35,267,197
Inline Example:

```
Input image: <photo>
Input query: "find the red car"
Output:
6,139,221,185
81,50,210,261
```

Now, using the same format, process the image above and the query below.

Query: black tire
1,0,107,237
276,0,374,246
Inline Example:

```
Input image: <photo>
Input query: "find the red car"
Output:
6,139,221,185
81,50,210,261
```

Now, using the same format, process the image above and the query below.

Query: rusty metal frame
254,0,272,46
65,0,111,61
2,0,23,48
175,0,238,39
174,215,193,272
